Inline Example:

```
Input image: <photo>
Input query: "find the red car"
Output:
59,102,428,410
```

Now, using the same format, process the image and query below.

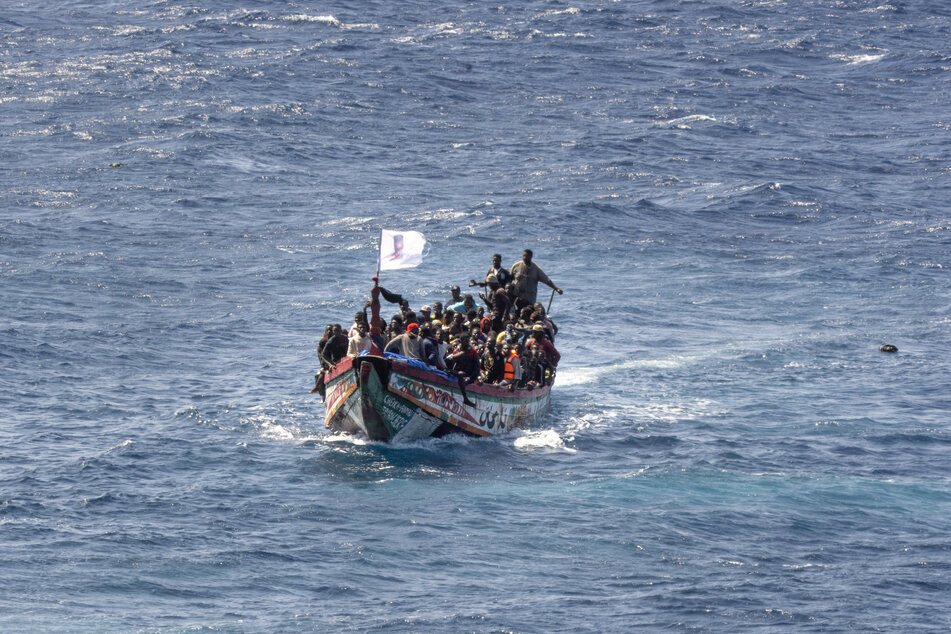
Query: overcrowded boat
321,351,553,442
311,238,563,442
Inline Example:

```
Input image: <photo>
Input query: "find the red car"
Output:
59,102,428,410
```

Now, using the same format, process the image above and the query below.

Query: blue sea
2,1,950,631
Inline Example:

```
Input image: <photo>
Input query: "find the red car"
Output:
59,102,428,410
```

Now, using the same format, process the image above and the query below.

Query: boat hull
321,355,552,442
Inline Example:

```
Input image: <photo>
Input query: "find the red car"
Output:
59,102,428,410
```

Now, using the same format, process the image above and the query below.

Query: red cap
407,322,419,331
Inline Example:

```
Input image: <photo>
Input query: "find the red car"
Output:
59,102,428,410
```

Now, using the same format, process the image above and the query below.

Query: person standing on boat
527,324,560,367
347,322,372,357
317,324,334,369
310,324,336,396
478,275,512,332
348,311,368,339
470,253,512,289
447,293,475,314
418,305,433,324
510,249,562,309
446,335,479,406
320,324,349,368
384,322,422,360
499,343,522,390
419,324,446,370
431,302,444,325
446,285,463,309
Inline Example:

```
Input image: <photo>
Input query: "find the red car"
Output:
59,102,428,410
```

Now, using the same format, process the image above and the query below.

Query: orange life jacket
503,350,519,380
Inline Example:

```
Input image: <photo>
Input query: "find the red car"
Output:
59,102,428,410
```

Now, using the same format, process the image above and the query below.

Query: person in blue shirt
447,293,475,314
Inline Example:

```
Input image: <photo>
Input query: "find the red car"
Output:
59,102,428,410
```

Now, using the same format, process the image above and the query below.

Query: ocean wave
655,114,717,128
831,52,887,65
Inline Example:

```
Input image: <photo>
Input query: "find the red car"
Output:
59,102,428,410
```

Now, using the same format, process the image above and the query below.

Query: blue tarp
358,350,456,383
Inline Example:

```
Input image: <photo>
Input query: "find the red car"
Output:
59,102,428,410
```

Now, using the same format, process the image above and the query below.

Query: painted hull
321,355,552,442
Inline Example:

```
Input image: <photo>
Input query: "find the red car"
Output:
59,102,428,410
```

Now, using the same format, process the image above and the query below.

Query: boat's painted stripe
393,361,552,400
324,370,358,424
388,372,480,425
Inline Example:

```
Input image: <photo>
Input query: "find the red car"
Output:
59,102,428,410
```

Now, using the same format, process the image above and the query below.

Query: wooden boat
321,353,553,442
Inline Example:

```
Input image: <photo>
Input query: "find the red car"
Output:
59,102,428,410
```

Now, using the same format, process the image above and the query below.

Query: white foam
556,354,714,387
257,421,296,440
538,8,582,17
324,432,367,445
553,365,603,386
283,14,341,26
782,563,829,571
657,114,716,128
104,439,134,454
113,25,149,36
513,429,576,452
831,52,886,65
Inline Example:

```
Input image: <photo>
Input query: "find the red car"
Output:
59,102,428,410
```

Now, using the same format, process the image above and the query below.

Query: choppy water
2,1,950,631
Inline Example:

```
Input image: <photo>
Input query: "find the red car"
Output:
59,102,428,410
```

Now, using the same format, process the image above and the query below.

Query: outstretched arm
536,267,562,295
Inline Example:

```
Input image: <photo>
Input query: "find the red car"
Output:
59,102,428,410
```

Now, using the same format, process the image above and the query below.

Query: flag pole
375,228,382,279
368,229,384,354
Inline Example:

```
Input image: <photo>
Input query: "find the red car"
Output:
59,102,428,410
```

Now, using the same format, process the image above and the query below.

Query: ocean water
2,0,950,631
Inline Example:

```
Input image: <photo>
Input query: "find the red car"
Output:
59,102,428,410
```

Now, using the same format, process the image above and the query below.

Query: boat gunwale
324,354,552,402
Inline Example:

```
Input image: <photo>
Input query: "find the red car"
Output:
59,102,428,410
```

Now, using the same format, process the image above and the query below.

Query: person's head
463,294,474,309
532,323,546,339
522,249,533,265
324,324,334,335
406,322,419,338
450,285,461,299
420,305,432,318
486,274,499,289
492,253,502,268
355,311,366,323
520,306,533,321
459,334,471,350
433,301,443,315
420,324,431,339
357,322,368,336
332,324,342,335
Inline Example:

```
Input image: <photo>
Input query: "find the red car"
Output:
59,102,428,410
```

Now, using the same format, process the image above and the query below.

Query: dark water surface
2,1,950,631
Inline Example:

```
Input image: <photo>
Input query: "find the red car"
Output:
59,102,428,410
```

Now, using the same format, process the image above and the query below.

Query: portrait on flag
379,229,425,271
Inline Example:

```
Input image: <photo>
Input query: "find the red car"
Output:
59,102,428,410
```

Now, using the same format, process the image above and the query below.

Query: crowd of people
313,250,563,402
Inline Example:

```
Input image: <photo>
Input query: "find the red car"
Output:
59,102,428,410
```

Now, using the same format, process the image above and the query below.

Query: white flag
379,229,426,271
